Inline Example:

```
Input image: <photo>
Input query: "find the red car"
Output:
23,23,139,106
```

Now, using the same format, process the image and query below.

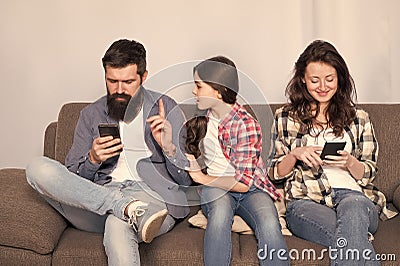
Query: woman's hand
290,146,324,168
324,150,353,167
324,150,365,180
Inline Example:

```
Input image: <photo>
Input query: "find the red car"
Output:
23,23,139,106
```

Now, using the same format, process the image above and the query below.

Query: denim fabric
286,188,379,266
200,186,289,266
26,156,175,266
103,214,175,266
26,157,133,222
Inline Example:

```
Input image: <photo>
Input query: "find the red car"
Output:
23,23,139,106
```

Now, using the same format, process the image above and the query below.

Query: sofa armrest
0,168,67,254
44,121,57,159
393,185,400,211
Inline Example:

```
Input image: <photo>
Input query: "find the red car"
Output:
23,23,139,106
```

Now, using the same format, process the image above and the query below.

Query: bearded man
26,39,191,266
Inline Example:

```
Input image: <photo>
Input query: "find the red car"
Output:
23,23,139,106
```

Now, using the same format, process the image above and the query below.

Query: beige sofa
1,102,399,265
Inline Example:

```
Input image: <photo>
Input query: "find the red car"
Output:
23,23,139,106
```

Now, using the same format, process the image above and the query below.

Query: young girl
270,40,397,265
185,56,288,266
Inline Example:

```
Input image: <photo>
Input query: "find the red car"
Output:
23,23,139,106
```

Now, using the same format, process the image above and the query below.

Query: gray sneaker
128,202,168,243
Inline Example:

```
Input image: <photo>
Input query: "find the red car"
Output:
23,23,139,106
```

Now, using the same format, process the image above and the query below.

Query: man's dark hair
102,39,147,78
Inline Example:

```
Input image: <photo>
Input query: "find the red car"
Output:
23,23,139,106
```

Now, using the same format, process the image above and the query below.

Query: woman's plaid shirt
270,106,397,220
216,102,280,200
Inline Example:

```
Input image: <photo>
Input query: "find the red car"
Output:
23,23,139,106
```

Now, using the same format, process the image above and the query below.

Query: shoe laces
128,206,146,232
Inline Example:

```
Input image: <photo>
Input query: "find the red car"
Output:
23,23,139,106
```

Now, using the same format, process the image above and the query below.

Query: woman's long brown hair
284,40,357,136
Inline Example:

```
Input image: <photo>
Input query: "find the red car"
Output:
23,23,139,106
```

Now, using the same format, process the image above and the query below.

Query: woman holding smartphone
185,56,288,266
270,40,397,265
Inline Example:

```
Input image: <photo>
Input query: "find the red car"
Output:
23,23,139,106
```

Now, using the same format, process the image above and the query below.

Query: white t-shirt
202,113,236,177
305,127,362,192
110,109,152,182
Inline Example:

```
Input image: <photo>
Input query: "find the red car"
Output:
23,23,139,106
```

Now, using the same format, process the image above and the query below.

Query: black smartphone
98,123,122,151
98,123,120,139
320,141,346,160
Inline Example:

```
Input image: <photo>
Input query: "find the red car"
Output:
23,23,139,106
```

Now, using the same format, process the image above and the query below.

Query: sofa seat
50,212,400,265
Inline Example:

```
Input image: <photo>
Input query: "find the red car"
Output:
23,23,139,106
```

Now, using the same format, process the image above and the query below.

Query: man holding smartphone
26,39,192,265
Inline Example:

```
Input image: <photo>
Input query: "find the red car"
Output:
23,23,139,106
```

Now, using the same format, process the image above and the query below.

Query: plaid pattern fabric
217,103,280,200
270,106,397,220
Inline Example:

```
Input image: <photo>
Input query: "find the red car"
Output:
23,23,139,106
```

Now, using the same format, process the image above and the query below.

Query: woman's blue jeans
286,188,379,266
200,186,289,266
26,156,175,266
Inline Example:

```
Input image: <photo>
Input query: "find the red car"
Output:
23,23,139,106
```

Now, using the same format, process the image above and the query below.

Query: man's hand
89,136,123,164
146,99,175,155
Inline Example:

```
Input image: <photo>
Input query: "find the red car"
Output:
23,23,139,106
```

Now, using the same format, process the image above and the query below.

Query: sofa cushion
188,209,254,234
239,234,330,265
55,102,90,164
0,245,52,266
357,104,400,202
53,207,206,266
373,210,400,260
52,227,107,266
0,168,67,255
43,121,57,160
393,185,400,211
140,215,206,265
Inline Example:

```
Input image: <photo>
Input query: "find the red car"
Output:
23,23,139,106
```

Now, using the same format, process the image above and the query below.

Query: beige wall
1,0,399,168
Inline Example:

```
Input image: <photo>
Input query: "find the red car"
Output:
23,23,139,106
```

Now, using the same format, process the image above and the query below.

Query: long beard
107,93,132,121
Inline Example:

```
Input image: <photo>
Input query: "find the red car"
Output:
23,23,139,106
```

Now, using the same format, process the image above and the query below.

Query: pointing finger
158,98,165,118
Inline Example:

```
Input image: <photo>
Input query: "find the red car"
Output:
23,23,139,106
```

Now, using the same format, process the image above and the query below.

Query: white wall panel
0,0,398,168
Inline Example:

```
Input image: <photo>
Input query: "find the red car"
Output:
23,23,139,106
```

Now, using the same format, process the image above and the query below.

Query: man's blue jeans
200,186,289,266
286,188,379,266
26,156,175,266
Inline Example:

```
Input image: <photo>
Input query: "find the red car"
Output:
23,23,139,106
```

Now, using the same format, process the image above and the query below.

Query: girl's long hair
185,116,208,174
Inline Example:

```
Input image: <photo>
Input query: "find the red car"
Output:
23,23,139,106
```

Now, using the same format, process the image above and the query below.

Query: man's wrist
162,143,176,157
89,150,102,165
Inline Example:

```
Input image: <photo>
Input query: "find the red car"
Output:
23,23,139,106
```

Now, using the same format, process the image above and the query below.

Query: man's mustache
108,93,131,102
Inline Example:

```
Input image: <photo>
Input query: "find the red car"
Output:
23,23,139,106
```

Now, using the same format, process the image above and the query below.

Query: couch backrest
356,104,400,202
51,102,400,202
55,102,90,165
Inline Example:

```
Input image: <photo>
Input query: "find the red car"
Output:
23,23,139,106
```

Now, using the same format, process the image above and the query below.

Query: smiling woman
269,40,397,266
